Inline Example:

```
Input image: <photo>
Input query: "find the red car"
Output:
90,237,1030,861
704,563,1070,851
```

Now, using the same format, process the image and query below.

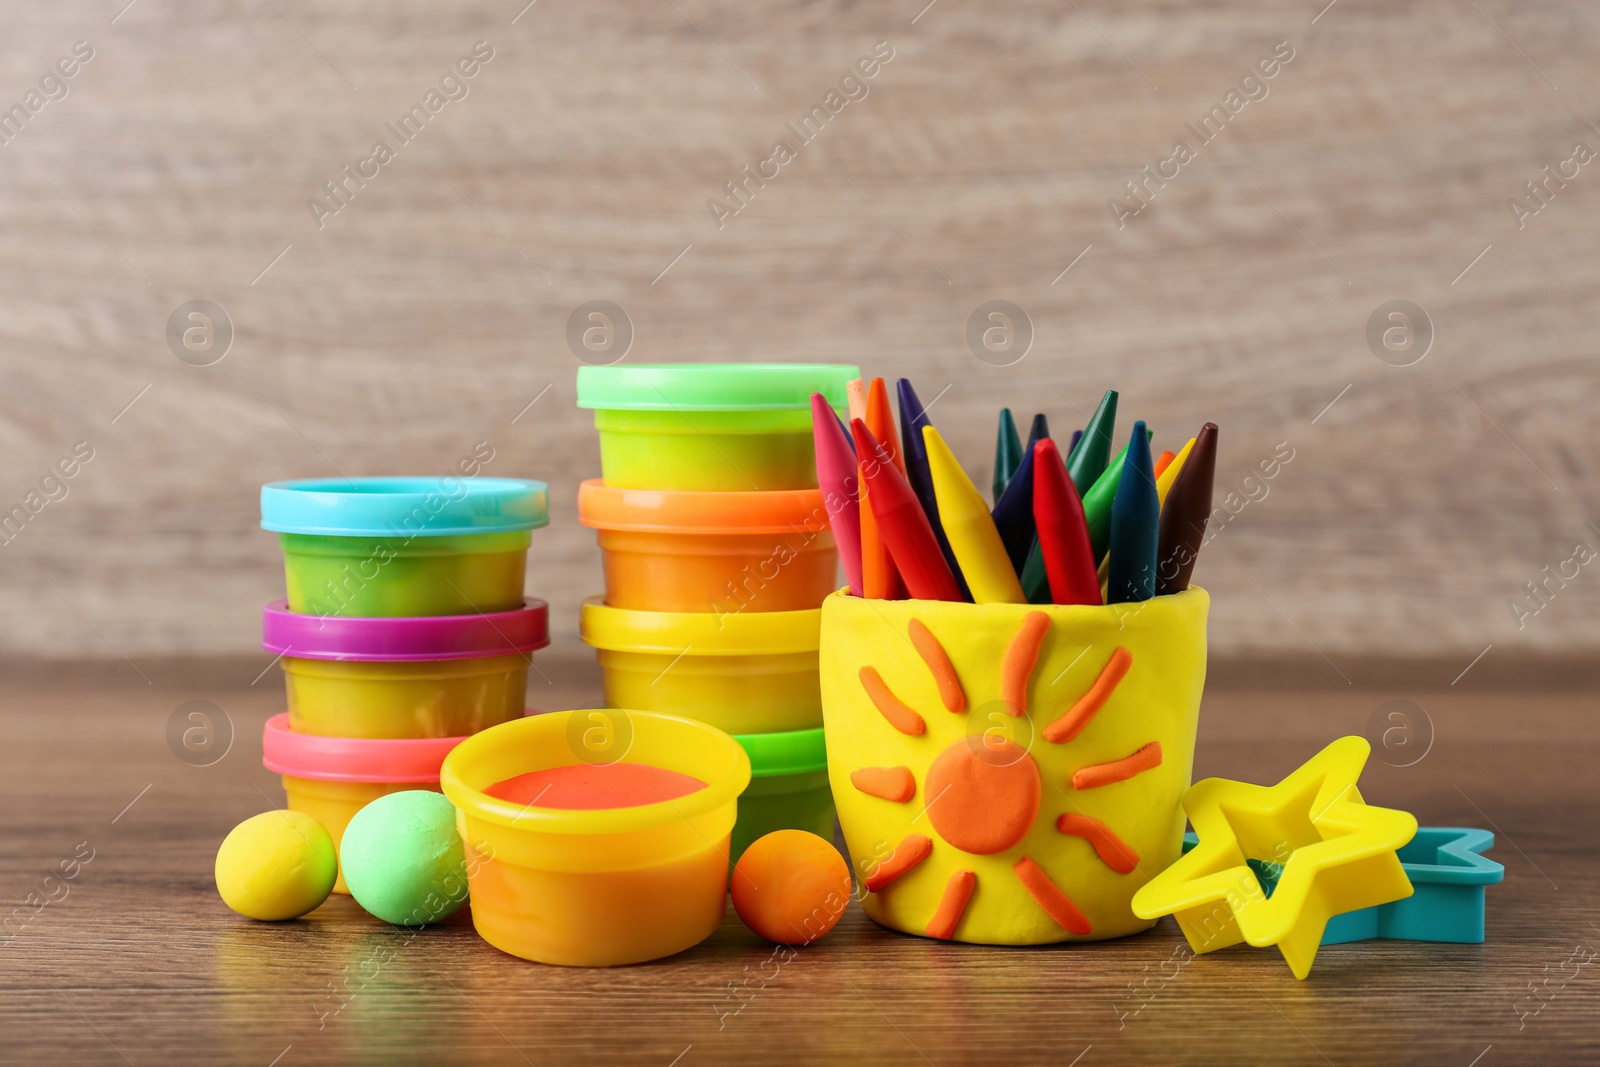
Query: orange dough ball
731,830,852,945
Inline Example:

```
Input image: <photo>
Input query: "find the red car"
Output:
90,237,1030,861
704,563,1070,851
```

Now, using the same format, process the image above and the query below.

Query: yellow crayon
922,426,1026,604
1156,437,1196,508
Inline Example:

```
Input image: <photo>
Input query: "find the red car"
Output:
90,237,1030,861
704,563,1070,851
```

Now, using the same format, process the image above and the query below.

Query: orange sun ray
1072,741,1163,790
1000,610,1051,716
1013,856,1091,934
925,869,977,940
1042,647,1133,744
1056,812,1140,874
851,766,916,803
864,834,933,892
908,618,966,713
859,667,927,736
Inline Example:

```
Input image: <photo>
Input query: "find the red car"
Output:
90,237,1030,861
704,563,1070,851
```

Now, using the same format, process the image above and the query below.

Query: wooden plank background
1,0,1597,666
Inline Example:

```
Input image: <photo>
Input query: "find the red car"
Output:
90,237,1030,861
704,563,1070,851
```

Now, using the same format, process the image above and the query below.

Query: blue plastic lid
261,477,549,537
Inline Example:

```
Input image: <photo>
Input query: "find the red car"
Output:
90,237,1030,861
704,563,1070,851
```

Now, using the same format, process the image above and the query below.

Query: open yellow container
580,599,822,734
821,587,1208,945
440,710,751,966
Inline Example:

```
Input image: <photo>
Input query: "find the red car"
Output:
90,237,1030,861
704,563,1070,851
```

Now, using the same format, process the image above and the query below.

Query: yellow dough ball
215,810,338,921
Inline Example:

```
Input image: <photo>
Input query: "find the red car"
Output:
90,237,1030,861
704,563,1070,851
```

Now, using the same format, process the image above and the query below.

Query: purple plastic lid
262,599,549,662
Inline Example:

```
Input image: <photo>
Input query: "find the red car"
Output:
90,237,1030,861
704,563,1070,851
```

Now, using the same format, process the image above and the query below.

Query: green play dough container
278,531,531,618
730,727,834,866
577,364,858,491
261,477,548,617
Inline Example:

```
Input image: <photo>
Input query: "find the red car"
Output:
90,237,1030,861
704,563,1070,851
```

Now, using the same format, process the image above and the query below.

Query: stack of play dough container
258,476,550,892
575,364,858,862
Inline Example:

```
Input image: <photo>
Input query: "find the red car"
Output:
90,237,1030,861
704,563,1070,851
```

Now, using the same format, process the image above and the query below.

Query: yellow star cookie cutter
1131,735,1417,979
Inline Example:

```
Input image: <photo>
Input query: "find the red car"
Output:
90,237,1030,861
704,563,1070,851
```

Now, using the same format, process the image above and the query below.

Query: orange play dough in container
441,710,751,966
487,764,707,811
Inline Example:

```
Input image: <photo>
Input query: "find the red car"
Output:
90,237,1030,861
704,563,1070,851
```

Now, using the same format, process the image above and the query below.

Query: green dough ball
340,791,468,926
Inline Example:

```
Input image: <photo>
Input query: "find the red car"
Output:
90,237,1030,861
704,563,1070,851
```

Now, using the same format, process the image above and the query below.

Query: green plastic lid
732,726,828,777
576,363,860,412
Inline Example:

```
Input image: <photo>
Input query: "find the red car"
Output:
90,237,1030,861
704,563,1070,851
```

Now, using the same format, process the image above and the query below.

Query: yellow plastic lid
577,479,828,535
579,597,820,655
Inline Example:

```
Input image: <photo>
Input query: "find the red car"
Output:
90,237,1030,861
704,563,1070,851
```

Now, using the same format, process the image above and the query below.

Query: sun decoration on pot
822,593,1207,945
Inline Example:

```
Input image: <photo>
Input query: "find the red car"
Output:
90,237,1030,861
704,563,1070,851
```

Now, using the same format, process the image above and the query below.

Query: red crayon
1032,438,1102,606
850,419,964,602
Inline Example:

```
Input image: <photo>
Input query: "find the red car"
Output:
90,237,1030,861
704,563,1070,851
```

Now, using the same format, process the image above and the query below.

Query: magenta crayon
850,419,963,602
811,392,863,596
1033,438,1101,606
1156,423,1218,595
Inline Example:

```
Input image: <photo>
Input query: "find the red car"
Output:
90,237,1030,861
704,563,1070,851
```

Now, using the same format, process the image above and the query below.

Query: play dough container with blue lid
575,363,858,491
262,714,466,893
263,599,548,739
730,727,834,866
439,709,751,966
580,598,823,734
261,476,548,617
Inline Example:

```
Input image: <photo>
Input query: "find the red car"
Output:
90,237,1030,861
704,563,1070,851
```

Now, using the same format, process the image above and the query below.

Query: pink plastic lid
261,599,549,662
262,713,463,783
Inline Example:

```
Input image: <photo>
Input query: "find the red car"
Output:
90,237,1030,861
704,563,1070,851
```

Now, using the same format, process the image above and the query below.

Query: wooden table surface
2,664,1596,1066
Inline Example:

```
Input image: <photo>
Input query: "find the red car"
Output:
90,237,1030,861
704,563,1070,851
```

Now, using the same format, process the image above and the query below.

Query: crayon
835,409,855,453
993,408,1022,504
865,379,905,476
897,379,968,596
851,419,963,602
1083,426,1154,562
858,380,906,600
1033,438,1101,605
1156,423,1217,595
1155,436,1195,507
1106,421,1159,603
990,414,1051,573
1067,429,1083,458
1154,450,1177,479
811,393,863,596
923,426,1026,604
846,379,868,423
1067,390,1117,497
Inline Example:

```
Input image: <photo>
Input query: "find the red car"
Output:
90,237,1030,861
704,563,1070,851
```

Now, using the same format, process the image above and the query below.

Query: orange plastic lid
577,479,829,535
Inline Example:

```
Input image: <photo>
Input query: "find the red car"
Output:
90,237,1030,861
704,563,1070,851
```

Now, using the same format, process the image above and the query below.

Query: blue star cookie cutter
1183,826,1503,944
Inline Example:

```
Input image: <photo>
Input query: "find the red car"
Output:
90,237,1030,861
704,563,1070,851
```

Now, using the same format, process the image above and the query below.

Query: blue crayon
990,414,1051,573
835,408,855,452
1106,420,1159,603
897,379,968,597
1067,428,1083,458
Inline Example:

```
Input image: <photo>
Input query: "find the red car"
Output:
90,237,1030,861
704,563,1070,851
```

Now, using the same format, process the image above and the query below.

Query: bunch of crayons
809,380,1218,605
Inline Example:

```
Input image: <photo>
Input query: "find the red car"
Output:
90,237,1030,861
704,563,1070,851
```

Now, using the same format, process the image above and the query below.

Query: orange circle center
924,737,1041,855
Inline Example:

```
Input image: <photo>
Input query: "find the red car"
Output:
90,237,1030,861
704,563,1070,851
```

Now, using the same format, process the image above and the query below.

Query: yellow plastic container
580,598,822,734
821,588,1208,945
283,656,530,739
264,599,548,739
440,710,751,966
263,715,461,894
282,777,441,894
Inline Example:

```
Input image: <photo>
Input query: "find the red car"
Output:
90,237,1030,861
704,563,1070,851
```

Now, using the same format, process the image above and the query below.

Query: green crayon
993,408,1023,505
